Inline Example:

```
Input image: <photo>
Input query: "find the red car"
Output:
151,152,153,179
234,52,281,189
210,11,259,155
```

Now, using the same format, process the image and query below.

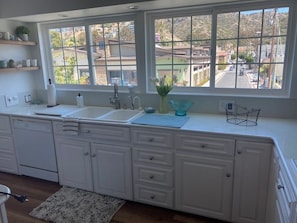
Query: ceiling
7,0,239,23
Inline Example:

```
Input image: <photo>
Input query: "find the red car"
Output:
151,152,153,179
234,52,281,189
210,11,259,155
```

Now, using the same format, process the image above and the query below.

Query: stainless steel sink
64,107,113,119
99,109,143,122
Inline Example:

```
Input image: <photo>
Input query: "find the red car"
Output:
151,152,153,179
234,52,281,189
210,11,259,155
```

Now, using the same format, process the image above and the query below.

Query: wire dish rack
226,104,261,126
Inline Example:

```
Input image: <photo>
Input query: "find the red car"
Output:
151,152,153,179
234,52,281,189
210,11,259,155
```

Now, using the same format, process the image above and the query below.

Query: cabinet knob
150,195,155,200
91,154,96,158
226,173,231,178
277,185,284,190
237,150,242,154
200,144,206,148
149,175,154,179
149,138,154,142
149,156,154,160
84,152,89,156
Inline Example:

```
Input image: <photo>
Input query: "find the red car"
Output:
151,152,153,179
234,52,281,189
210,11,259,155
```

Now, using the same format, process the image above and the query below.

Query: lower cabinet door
232,141,272,223
91,143,133,200
175,153,233,221
55,138,93,191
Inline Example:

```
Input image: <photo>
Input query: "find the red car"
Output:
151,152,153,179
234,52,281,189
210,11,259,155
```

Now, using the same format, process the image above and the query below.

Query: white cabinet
53,121,133,200
132,127,174,208
175,133,235,221
91,143,132,200
55,138,93,191
0,115,18,174
266,147,280,223
232,140,272,223
273,149,297,223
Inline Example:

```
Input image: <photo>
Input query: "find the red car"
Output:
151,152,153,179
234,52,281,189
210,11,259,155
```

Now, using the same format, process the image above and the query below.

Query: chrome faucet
109,84,120,109
129,95,142,110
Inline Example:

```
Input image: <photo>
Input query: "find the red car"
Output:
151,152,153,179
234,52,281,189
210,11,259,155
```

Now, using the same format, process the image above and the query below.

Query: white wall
0,20,42,108
0,0,153,19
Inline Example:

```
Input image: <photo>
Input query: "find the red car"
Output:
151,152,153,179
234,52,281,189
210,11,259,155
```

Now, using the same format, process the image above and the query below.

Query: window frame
39,12,144,92
145,0,296,98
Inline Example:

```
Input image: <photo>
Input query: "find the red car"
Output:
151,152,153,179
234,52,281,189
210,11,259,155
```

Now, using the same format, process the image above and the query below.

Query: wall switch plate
5,95,19,107
219,100,235,113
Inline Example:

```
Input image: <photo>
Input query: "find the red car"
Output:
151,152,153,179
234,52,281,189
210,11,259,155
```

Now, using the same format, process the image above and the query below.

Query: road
215,66,255,88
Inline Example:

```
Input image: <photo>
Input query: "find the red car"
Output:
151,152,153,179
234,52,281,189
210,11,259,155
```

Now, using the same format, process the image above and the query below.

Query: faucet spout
109,84,120,109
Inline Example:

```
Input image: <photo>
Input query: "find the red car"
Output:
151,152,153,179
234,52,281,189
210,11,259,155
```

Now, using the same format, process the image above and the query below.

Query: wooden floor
0,172,227,223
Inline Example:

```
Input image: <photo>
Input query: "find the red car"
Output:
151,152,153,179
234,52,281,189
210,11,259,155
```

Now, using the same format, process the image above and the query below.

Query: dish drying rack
226,104,260,126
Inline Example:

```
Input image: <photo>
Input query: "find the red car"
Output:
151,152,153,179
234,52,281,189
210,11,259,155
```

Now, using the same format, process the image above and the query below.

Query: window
147,1,294,97
41,1,295,97
44,15,137,87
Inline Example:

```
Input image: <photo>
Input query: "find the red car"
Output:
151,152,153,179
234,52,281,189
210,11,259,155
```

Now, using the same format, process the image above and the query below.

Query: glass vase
159,95,168,114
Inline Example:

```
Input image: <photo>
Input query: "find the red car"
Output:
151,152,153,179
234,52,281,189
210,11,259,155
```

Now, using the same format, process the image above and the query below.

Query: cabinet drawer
54,122,130,144
0,153,18,174
134,165,173,187
132,128,173,148
0,136,14,154
0,115,11,134
80,124,130,144
133,148,173,166
276,163,296,221
176,134,235,156
134,184,174,208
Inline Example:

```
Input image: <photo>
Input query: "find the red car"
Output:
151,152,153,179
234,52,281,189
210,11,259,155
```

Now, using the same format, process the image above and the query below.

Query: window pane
217,12,238,39
154,15,212,88
263,8,289,37
239,10,263,38
49,26,89,85
215,6,288,90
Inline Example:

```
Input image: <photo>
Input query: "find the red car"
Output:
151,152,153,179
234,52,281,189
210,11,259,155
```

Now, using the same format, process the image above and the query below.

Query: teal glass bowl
169,100,193,116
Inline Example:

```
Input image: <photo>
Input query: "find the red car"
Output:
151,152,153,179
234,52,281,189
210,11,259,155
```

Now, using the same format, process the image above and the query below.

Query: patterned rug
29,186,125,223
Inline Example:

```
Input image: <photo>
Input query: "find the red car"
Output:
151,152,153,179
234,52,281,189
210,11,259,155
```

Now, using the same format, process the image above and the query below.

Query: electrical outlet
24,94,32,103
5,95,19,107
219,100,235,113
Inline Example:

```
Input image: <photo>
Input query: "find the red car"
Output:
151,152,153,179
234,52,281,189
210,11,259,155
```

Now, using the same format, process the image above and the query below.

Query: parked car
252,73,259,82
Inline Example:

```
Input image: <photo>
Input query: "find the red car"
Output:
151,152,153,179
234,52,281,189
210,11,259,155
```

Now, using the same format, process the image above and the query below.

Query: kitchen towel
62,117,80,135
132,113,189,128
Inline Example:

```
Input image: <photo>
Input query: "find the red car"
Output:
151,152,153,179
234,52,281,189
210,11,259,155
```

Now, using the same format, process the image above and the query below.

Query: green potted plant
151,75,177,114
15,26,30,41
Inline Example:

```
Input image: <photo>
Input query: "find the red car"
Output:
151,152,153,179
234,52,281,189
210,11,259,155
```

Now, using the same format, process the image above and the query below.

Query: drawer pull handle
149,138,154,142
149,175,154,179
277,185,284,190
84,152,89,156
150,195,155,200
149,156,154,160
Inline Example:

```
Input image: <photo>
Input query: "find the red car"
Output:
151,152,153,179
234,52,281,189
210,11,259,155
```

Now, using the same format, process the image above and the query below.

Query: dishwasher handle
13,119,52,132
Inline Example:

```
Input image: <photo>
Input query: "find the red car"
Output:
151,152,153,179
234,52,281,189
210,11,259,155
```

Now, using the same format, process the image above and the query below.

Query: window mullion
85,25,95,85
210,12,217,89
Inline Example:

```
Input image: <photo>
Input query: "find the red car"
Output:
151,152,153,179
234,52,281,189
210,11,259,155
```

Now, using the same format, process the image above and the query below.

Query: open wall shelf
0,67,39,73
0,39,37,46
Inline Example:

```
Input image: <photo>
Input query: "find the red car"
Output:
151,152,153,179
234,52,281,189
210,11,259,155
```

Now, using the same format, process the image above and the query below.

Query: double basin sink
63,106,143,123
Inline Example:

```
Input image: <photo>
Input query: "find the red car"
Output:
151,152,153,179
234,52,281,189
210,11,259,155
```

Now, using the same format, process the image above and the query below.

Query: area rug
29,186,125,223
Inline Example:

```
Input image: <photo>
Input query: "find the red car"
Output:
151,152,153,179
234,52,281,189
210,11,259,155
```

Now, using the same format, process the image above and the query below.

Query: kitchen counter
1,104,297,191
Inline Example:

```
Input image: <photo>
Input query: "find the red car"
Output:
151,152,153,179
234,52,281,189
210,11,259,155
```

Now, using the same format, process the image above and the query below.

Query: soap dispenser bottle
76,93,84,107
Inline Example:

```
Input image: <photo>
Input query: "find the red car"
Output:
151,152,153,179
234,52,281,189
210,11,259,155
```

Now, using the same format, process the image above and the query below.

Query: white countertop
1,104,297,191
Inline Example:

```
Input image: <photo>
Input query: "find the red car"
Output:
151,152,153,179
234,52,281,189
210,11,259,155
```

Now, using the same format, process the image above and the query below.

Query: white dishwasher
13,118,58,182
